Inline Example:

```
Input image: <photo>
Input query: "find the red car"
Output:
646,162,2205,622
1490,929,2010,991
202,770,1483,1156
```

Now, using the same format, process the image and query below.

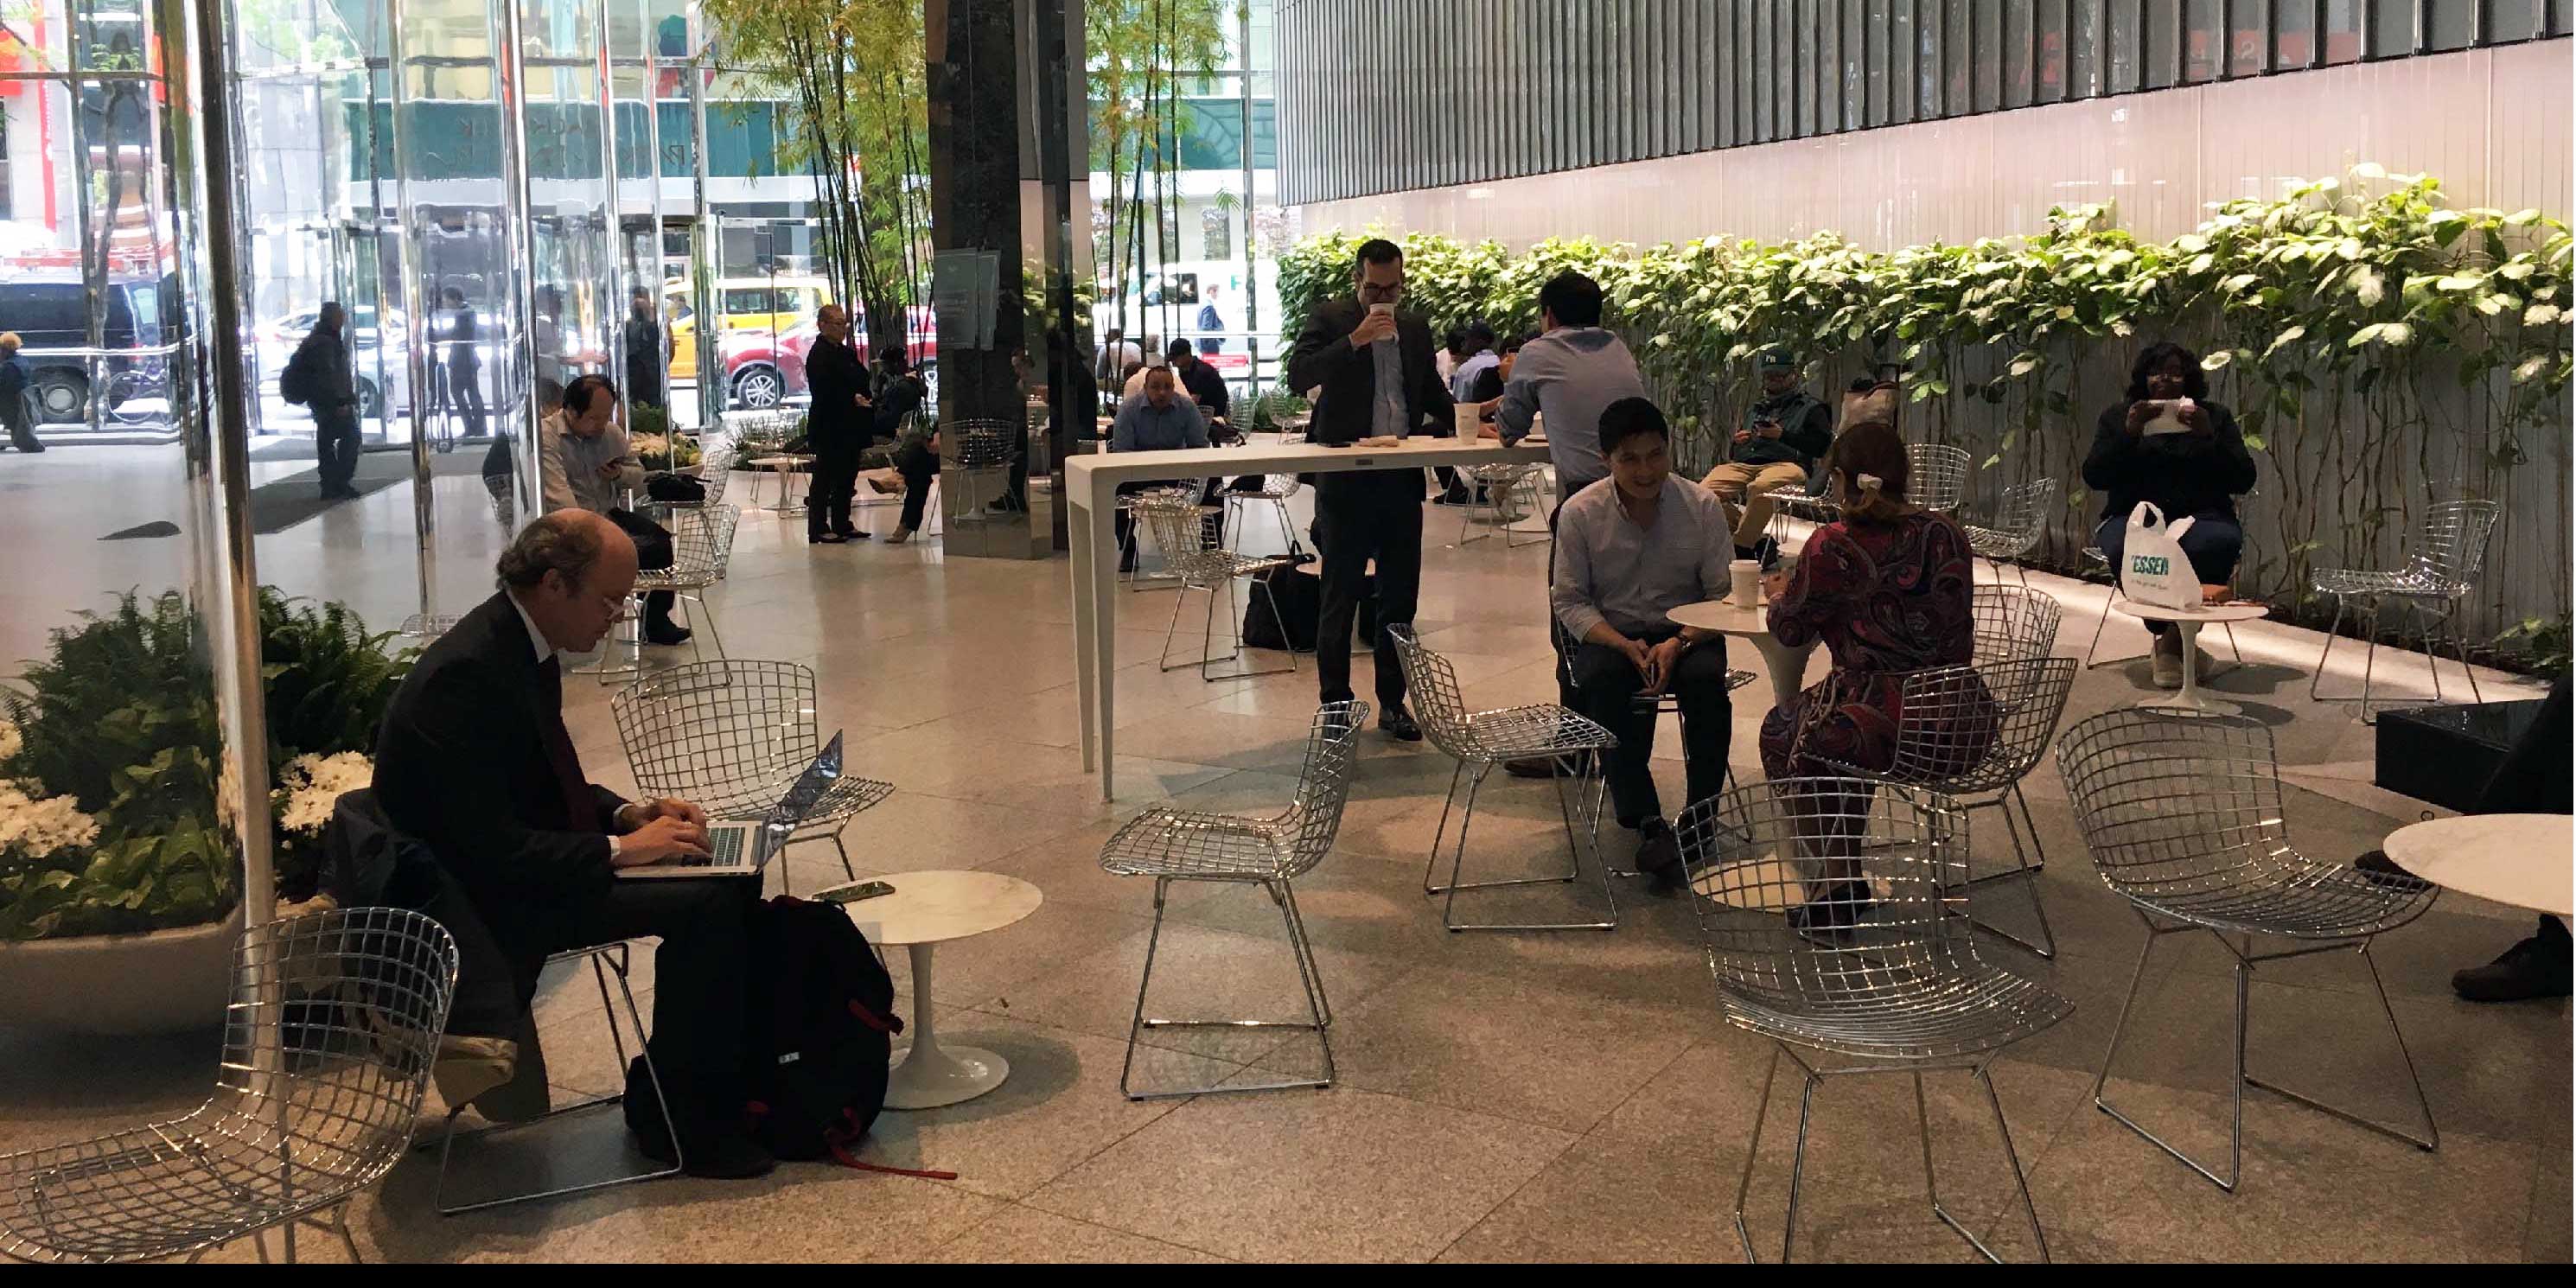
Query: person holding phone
1285,238,1456,742
1699,345,1833,562
1552,398,1736,893
2083,340,2257,688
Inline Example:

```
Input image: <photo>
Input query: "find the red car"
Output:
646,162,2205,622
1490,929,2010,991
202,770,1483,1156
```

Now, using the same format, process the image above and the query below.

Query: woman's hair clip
1856,473,1884,493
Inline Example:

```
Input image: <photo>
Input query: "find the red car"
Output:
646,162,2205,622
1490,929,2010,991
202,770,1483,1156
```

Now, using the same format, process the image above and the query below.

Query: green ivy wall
1279,167,2573,666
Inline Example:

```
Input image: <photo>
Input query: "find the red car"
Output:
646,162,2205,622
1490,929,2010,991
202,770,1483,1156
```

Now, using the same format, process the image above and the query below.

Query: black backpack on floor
626,894,902,1162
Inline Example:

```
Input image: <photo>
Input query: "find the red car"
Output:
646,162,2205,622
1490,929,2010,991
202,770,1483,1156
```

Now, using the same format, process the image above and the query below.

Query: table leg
1088,479,1120,801
2141,620,2241,716
1748,635,1819,714
1071,484,1100,773
883,941,1011,1110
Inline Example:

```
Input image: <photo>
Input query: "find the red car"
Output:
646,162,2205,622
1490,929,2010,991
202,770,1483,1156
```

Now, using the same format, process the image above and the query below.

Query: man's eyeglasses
1358,282,1406,303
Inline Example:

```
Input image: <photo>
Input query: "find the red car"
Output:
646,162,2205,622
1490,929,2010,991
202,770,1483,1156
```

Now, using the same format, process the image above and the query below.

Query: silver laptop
617,732,845,879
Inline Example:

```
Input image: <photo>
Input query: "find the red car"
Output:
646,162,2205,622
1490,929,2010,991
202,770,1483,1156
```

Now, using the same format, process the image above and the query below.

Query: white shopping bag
2118,502,2202,610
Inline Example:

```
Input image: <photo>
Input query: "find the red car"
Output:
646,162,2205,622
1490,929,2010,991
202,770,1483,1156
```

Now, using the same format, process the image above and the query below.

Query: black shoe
812,530,844,544
644,621,693,647
837,529,871,541
1377,706,1423,742
2452,937,2573,1002
1635,819,1685,897
1505,752,1591,778
1787,880,1875,943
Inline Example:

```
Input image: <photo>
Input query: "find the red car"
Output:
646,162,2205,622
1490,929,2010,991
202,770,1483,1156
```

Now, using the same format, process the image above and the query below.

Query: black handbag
646,472,706,503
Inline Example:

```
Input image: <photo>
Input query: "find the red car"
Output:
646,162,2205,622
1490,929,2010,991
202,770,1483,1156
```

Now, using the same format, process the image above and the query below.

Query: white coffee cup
1730,558,1762,607
1454,404,1481,436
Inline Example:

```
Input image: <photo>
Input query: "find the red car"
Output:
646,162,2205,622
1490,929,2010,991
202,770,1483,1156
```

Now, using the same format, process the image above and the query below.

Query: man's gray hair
495,512,604,591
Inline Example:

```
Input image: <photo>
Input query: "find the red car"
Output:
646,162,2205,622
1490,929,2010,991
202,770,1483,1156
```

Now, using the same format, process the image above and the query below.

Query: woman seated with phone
2082,340,2260,688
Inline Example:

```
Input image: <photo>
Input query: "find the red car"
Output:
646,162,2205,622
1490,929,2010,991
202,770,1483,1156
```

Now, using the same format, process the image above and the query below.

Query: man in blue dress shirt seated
1553,396,1736,895
1111,364,1216,571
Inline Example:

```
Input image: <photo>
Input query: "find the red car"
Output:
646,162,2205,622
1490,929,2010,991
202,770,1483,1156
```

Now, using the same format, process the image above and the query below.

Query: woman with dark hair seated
1758,405,1987,934
2084,340,2259,687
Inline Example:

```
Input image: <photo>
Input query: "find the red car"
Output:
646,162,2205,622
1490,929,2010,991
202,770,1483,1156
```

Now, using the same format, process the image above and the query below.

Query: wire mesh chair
1813,657,2079,959
1119,485,1200,590
1221,473,1303,557
2307,498,2502,722
430,940,680,1215
1908,443,1973,513
942,418,1019,526
1962,476,2057,584
1136,494,1301,681
1391,625,1623,932
611,660,897,894
596,503,741,682
1970,583,2064,666
1455,462,1548,548
0,909,459,1265
1674,779,2068,1264
2056,708,2439,1192
1098,701,1368,1100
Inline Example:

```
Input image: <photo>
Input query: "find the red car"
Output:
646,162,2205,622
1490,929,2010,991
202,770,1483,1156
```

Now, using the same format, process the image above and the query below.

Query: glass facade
1276,0,2573,205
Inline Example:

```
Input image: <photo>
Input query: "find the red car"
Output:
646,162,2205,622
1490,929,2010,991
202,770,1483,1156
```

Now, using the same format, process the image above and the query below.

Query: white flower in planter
274,750,373,837
0,778,102,859
0,718,22,763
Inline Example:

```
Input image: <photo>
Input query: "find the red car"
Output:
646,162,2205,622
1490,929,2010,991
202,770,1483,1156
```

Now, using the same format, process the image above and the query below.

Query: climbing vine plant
1279,166,2573,667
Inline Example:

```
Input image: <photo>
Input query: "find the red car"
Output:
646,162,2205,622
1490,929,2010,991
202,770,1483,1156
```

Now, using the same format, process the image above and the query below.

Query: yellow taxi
663,276,836,383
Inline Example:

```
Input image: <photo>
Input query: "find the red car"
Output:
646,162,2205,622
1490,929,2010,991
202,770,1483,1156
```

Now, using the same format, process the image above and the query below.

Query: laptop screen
768,730,844,828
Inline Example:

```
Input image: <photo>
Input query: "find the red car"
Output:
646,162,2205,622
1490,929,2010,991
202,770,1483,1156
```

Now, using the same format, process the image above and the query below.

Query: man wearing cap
1701,347,1833,560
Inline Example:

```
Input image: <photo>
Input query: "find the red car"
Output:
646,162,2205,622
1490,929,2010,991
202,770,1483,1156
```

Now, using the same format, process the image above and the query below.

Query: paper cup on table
1731,558,1762,607
1455,404,1481,437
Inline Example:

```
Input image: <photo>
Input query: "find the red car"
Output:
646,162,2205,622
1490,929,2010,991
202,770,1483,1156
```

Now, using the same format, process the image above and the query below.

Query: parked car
255,304,502,425
0,272,178,424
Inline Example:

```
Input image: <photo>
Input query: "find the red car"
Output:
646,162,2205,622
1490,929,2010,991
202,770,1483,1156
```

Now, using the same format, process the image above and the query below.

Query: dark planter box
2375,698,2549,812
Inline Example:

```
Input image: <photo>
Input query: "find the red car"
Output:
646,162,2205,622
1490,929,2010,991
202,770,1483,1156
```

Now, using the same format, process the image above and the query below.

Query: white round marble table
2111,600,2271,716
1668,596,1819,713
2382,814,2573,924
838,870,1043,1109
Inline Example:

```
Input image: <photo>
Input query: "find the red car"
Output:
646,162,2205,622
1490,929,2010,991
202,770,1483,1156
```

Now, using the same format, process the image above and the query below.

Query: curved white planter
0,908,243,1036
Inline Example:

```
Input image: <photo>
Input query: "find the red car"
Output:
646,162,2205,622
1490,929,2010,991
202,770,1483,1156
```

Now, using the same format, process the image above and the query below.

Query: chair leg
1157,581,1190,672
1278,878,1333,1029
685,592,726,663
1442,758,1617,933
1732,1044,1785,1263
1976,1063,2050,1263
1122,875,1334,1100
2307,592,2350,705
1422,760,1469,895
2441,607,2486,705
2241,940,2440,1153
329,1202,364,1265
830,827,859,883
1962,791,2056,960
2093,916,2248,1189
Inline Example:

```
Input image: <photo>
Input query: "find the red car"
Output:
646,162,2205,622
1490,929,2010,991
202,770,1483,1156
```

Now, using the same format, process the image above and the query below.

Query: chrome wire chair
1456,462,1548,548
0,909,459,1265
673,428,739,512
2308,498,2502,722
1971,583,2064,666
430,940,680,1215
1136,494,1301,681
1099,702,1368,1100
2056,709,2440,1192
1962,476,2057,584
1119,484,1199,590
1391,625,1623,933
942,418,1020,526
611,660,896,894
1814,657,2080,959
1907,443,1973,513
628,503,741,668
1221,473,1303,557
1674,779,2068,1264
1547,618,1758,877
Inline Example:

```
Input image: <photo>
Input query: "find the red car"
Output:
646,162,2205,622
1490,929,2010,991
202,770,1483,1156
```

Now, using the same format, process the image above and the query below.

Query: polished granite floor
0,446,2566,1263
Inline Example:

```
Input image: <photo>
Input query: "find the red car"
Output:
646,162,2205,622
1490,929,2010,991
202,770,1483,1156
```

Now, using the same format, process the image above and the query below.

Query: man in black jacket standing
373,509,772,1178
290,303,364,501
1285,238,1454,741
622,287,666,409
804,304,872,543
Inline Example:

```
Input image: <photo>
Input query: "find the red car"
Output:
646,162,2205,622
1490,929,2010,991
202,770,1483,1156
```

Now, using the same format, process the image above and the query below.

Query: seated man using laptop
1553,398,1736,896
372,509,773,1178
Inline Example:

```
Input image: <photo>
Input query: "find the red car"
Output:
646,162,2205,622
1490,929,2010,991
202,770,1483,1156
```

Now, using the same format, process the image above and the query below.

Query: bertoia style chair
1098,702,1368,1099
1391,625,1623,933
612,660,896,894
1906,443,1973,513
1675,779,2069,1263
2307,497,2503,722
1962,476,2057,585
2056,708,2439,1192
1135,494,1301,680
1969,583,2064,666
0,909,459,1264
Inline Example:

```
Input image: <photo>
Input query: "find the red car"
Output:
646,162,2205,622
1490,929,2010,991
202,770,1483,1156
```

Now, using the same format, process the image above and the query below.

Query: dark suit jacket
806,337,870,443
1286,296,1454,501
371,591,625,924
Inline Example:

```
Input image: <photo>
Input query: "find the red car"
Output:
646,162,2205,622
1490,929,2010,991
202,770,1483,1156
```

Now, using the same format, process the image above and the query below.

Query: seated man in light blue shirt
1110,364,1215,570
1552,396,1735,894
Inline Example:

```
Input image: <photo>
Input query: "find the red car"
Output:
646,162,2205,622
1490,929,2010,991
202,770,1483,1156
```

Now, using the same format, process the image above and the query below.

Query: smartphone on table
816,879,896,905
